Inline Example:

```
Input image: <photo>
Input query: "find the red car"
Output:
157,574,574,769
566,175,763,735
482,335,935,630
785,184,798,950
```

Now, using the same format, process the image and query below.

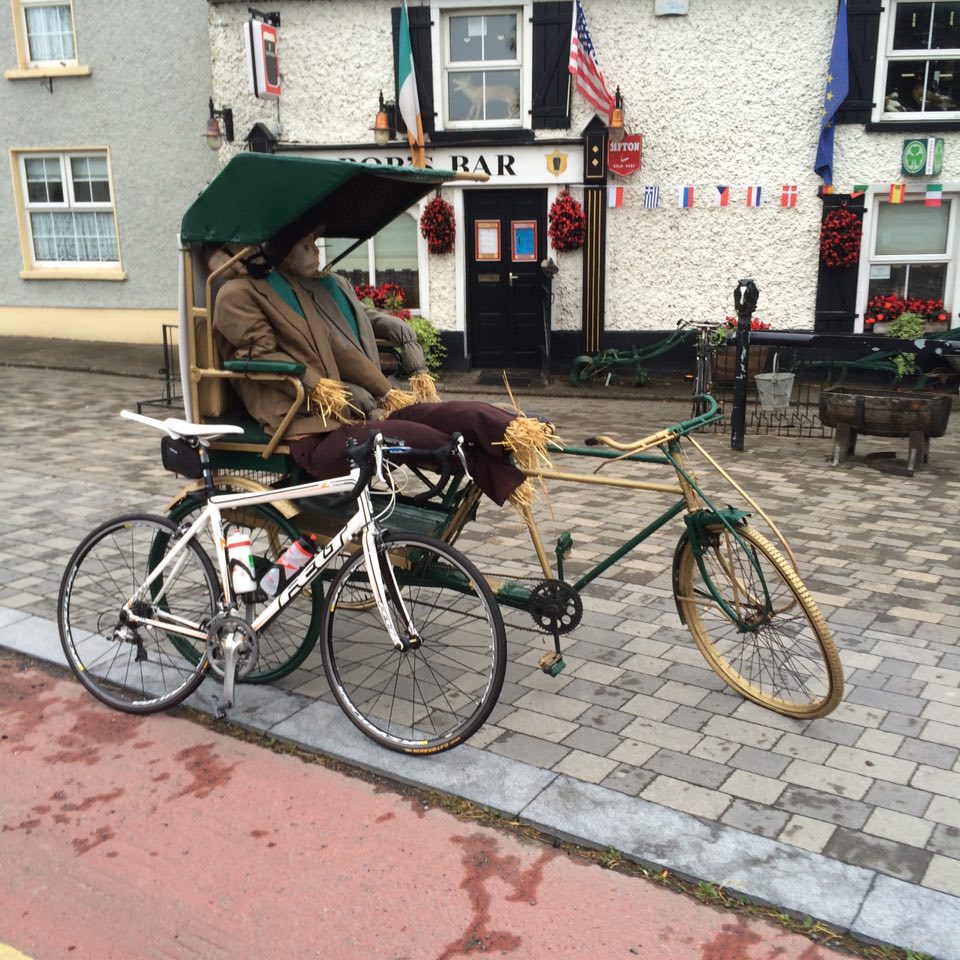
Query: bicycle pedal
538,652,566,676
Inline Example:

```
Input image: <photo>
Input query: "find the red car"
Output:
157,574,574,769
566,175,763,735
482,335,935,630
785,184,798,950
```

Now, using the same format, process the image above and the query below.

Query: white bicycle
57,412,506,755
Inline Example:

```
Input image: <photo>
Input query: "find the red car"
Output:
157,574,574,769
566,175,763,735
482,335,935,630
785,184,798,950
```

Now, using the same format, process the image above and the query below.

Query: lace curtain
31,212,117,263
25,4,75,63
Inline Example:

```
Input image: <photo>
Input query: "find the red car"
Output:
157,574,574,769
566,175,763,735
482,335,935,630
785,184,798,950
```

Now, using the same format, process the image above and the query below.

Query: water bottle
225,527,257,595
259,535,317,597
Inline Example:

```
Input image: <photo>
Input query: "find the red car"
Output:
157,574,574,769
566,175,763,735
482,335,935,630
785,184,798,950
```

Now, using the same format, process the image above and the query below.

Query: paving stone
879,711,925,737
778,814,836,854
664,705,711,733
599,762,656,797
701,715,783,750
574,703,634,734
928,822,960,858
561,724,621,757
913,764,960,801
823,827,933,884
826,744,917,786
720,798,789,839
927,796,960,830
513,689,591,722
552,749,619,784
796,716,864,746
643,748,730,790
728,744,791,778
776,785,872,829
896,737,958,770
499,708,578,743
487,730,570,767
922,854,960,897
558,676,634,710
863,780,934,818
721,769,786,805
863,807,935,849
618,716,701,752
640,774,731,820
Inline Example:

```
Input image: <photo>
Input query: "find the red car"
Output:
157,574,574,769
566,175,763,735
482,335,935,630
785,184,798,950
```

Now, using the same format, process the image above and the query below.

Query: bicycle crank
205,614,259,717
527,579,583,676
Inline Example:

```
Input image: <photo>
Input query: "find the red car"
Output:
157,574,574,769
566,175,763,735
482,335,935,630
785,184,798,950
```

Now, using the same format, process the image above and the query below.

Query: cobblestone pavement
1,364,959,942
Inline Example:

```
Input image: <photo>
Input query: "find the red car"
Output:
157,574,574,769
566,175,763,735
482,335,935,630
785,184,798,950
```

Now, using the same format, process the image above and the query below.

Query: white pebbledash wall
208,0,960,335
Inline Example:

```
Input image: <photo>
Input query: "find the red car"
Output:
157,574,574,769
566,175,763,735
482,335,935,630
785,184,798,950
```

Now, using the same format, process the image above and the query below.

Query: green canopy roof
180,153,459,248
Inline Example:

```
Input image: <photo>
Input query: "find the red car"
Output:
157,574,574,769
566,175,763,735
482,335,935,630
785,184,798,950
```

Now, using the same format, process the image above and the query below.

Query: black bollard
730,279,760,452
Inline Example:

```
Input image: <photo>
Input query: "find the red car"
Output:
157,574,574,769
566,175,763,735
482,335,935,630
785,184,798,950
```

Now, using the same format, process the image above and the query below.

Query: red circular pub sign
607,134,643,176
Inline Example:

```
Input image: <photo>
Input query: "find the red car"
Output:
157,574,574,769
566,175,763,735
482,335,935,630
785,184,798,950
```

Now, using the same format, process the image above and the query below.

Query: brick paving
1,361,959,908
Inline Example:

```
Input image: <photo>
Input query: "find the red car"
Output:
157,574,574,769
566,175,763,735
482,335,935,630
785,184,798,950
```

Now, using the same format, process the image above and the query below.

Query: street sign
607,134,643,176
902,137,944,176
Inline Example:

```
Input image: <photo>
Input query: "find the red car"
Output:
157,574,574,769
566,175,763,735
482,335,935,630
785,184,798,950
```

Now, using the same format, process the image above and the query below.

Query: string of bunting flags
596,182,947,209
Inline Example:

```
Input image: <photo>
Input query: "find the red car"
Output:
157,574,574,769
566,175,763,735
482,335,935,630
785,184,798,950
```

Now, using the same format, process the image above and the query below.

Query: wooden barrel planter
714,346,769,385
818,387,953,476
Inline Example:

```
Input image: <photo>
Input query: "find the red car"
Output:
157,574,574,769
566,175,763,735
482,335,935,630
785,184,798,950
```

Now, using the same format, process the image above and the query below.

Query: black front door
465,188,547,369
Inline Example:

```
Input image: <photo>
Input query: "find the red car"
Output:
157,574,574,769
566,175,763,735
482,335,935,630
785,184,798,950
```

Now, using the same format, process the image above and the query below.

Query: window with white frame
880,1,960,117
322,213,421,309
442,9,522,127
18,152,120,268
862,197,955,324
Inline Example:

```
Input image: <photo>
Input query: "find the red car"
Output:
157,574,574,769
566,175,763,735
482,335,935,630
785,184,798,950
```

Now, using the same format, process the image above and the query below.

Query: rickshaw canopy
179,153,460,248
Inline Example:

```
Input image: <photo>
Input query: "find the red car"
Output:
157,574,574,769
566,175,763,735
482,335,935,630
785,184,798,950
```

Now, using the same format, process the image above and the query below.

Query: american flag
568,0,615,123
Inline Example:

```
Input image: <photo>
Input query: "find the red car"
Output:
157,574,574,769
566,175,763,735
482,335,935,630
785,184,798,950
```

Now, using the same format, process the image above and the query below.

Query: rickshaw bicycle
136,153,842,720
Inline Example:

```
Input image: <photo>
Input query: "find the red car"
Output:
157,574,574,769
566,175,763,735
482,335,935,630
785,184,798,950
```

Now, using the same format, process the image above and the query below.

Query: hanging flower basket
548,191,585,252
819,205,862,269
420,195,456,254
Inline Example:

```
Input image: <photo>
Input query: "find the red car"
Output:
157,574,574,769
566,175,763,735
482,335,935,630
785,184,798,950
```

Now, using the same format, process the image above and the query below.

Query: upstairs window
6,0,90,78
23,1,77,64
443,10,522,127
880,1,960,118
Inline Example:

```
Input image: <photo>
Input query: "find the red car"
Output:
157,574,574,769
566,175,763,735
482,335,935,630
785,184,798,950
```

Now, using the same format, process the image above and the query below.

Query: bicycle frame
504,398,790,622
124,469,416,708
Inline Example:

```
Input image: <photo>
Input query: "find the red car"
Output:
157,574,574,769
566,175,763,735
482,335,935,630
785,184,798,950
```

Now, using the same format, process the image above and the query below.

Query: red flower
548,192,586,252
420,196,456,254
820,206,862,269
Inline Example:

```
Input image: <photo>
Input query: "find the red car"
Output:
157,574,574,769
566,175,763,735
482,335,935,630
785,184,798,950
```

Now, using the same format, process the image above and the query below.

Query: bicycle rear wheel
674,523,842,718
164,496,323,682
58,513,215,713
320,532,506,754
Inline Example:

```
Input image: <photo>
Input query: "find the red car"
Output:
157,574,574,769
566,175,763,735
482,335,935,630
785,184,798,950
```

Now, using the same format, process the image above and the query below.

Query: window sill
866,119,960,132
20,267,127,281
4,64,92,80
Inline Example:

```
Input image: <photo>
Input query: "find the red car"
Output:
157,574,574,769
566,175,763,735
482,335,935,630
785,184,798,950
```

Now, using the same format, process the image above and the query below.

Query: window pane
25,4,75,62
30,209,117,262
374,214,419,309
24,157,64,203
894,3,932,49
885,58,960,109
448,70,520,121
70,156,111,205
867,263,948,303
876,200,950,254
449,13,517,63
323,237,369,276
932,1,960,48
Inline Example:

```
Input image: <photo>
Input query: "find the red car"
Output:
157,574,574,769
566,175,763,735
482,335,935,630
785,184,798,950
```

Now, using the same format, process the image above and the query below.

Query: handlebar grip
324,436,376,509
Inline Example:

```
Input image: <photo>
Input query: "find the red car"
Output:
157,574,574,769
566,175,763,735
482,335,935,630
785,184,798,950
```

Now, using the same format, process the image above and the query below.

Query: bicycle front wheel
674,523,843,718
58,513,215,714
320,533,506,754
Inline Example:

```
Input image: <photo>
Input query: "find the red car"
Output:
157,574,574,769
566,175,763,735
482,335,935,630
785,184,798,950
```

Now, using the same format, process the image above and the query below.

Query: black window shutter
391,5,435,136
814,194,866,332
836,0,882,124
531,1,572,130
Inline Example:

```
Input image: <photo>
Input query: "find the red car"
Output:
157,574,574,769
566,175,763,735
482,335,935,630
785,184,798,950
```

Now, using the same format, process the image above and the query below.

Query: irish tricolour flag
398,0,425,167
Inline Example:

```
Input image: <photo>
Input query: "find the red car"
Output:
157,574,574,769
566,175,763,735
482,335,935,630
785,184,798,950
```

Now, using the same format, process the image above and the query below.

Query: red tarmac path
0,656,848,960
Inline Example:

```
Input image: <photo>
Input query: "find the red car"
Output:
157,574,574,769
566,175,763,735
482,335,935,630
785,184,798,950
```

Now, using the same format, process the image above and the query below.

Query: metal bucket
754,353,794,412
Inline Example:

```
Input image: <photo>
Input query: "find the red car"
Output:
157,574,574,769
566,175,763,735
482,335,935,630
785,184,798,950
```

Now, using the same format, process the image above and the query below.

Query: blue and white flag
642,185,660,208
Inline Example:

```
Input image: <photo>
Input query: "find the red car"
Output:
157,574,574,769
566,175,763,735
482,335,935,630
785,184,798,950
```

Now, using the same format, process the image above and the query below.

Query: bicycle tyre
58,513,215,714
674,523,843,718
164,496,323,683
320,532,506,754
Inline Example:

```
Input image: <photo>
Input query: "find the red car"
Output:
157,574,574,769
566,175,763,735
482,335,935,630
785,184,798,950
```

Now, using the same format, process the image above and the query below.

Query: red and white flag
745,186,763,207
608,186,624,208
781,184,798,208
569,0,615,123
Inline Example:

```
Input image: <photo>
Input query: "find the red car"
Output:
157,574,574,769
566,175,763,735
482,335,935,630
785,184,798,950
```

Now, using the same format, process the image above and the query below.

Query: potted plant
864,294,949,335
356,281,447,374
714,316,772,384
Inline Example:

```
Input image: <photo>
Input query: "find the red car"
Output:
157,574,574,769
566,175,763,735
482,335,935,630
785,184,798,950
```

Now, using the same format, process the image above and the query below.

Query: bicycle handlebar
323,431,469,509
584,394,721,452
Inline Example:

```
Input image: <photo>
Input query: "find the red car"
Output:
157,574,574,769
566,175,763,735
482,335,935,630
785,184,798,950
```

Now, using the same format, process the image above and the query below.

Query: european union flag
814,0,850,185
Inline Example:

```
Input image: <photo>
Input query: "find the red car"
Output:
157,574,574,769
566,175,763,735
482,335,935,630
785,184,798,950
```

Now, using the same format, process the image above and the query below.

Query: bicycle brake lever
452,434,473,482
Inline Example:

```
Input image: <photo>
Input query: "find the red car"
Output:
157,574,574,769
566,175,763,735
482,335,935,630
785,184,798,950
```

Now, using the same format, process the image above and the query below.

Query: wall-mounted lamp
205,97,235,151
609,87,625,143
372,89,395,145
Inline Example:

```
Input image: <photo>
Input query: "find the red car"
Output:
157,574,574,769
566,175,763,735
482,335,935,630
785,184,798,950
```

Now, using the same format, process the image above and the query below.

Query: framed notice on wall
511,221,537,262
475,220,500,260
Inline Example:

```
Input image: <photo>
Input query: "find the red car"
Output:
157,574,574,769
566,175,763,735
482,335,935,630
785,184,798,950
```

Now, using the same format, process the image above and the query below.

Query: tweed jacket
299,274,427,375
213,272,391,436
